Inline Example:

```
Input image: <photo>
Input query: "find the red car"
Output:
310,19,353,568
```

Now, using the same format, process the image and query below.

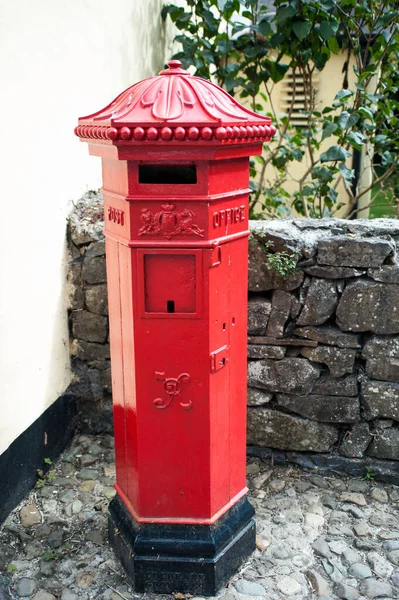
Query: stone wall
67,196,399,477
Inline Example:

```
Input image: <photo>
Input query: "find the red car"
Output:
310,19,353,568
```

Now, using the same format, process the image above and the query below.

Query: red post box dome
75,60,276,144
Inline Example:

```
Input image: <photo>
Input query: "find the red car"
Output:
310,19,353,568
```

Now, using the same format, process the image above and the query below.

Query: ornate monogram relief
153,372,192,410
138,204,204,240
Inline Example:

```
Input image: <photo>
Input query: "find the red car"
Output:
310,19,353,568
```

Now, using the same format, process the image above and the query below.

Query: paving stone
39,561,54,576
253,470,273,489
342,549,362,565
77,468,101,480
102,487,116,500
382,540,399,551
267,479,284,494
75,572,95,589
370,487,389,503
353,521,372,537
348,562,372,580
276,576,301,596
60,589,79,600
359,579,393,599
306,569,331,596
339,493,367,507
391,571,399,587
15,578,38,597
313,537,331,558
328,541,347,555
328,525,354,538
334,582,360,600
297,279,340,326
341,505,363,520
32,592,56,600
346,480,370,494
321,559,347,583
59,490,75,504
47,531,64,549
388,550,399,566
270,545,291,559
330,510,352,525
34,524,53,538
354,538,377,551
235,579,266,596
367,552,394,579
65,500,83,517
19,505,41,527
323,495,338,510
23,542,43,558
369,512,398,527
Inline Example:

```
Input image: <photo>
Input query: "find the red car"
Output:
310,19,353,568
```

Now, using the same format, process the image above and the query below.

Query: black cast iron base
108,494,256,596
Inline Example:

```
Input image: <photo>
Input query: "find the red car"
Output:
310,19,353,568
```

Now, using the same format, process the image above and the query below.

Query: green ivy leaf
339,163,355,182
322,121,338,141
347,131,365,150
333,89,354,104
292,21,313,41
258,19,271,36
320,145,351,162
276,5,296,26
338,111,359,129
319,20,339,40
328,36,339,54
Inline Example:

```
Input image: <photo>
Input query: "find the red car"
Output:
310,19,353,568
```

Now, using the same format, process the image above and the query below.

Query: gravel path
1,434,398,600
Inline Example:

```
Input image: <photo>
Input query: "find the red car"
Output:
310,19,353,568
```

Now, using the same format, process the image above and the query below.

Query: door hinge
210,345,229,373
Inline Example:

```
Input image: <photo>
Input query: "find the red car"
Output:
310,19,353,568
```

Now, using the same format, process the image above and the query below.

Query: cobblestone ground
1,434,398,600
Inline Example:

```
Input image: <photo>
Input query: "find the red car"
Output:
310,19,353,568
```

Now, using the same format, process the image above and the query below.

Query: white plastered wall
0,0,172,455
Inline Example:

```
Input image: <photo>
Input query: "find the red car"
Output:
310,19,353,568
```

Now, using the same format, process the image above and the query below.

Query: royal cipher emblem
138,203,204,240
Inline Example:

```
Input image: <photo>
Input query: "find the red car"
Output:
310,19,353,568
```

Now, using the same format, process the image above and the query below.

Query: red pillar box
75,60,275,595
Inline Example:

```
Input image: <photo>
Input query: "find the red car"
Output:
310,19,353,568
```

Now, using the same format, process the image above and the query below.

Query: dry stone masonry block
67,202,399,470
317,237,394,268
247,357,321,394
297,279,340,326
336,280,399,334
247,407,339,452
362,335,399,381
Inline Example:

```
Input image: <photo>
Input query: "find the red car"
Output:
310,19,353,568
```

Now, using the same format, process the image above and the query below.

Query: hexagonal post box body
75,60,275,595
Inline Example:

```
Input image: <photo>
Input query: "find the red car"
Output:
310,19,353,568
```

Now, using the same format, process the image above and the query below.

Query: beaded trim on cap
74,123,276,143
76,60,276,144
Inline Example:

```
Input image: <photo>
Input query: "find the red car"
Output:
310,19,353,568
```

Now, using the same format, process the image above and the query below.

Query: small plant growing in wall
250,232,300,277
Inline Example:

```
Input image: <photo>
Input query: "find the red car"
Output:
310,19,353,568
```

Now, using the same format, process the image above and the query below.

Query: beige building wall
0,0,171,455
257,52,357,216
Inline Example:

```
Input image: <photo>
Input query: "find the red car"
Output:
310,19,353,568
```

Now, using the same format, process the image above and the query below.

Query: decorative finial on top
168,60,182,69
159,60,189,76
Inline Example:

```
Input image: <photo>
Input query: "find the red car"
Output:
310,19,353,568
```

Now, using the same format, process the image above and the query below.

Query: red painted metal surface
76,60,275,525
